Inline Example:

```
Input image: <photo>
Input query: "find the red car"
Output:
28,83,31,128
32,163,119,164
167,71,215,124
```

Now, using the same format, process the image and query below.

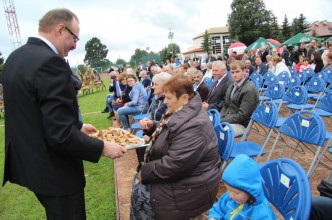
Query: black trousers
35,190,86,220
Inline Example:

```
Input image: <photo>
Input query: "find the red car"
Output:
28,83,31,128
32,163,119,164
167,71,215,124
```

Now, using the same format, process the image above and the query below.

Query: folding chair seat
260,158,311,220
229,101,278,161
267,110,327,177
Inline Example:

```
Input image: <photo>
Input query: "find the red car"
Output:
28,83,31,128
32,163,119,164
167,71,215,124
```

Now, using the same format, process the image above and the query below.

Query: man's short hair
230,60,245,70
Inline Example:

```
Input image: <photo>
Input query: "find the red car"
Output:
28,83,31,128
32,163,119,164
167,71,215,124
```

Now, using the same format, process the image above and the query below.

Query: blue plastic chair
204,77,215,90
285,75,301,89
275,86,309,127
289,67,297,76
131,89,152,131
304,68,314,79
208,109,220,128
230,101,278,160
297,71,307,85
278,71,290,86
304,76,325,102
260,158,312,220
260,83,285,106
316,71,328,83
267,110,327,177
214,122,234,171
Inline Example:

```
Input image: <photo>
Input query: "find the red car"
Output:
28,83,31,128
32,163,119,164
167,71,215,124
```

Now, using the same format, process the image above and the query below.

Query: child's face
225,183,250,204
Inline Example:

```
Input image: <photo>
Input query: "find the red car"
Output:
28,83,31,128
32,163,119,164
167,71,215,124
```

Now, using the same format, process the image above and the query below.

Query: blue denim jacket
126,83,147,111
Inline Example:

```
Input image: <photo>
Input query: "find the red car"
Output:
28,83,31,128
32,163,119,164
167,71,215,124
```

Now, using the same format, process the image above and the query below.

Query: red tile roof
182,47,204,55
307,21,332,37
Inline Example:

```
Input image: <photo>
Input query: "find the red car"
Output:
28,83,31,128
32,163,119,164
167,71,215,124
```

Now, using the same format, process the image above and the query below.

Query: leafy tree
270,14,281,40
201,30,212,53
129,49,148,68
291,14,311,35
228,0,278,45
115,58,127,68
281,15,292,42
167,43,181,57
160,47,171,63
84,37,110,69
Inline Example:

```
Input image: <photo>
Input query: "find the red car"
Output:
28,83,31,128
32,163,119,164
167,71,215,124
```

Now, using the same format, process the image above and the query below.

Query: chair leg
267,132,281,161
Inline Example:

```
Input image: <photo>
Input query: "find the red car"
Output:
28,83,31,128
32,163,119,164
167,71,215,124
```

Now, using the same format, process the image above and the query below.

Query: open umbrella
228,42,247,55
246,37,279,51
281,33,322,47
325,36,332,43
267,38,281,46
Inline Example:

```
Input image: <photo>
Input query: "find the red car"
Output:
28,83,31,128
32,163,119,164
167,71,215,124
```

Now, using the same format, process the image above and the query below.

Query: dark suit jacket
2,37,104,196
206,75,233,111
196,81,209,101
255,64,268,75
205,56,216,64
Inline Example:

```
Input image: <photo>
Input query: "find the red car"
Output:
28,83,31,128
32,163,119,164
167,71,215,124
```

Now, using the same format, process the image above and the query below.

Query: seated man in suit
221,60,259,137
193,70,209,101
202,61,233,111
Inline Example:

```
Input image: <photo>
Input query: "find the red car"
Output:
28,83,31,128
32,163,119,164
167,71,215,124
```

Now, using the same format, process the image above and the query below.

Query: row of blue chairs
207,106,311,219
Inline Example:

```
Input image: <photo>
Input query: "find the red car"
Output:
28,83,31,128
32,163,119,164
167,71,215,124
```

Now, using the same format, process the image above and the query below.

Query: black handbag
317,179,332,198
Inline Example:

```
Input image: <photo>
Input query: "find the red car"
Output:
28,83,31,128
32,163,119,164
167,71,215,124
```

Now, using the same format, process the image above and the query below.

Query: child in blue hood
208,154,276,220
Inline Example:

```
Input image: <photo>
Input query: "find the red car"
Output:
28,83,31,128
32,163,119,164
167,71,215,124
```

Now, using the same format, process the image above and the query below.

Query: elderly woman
117,74,147,130
130,75,221,220
135,72,172,164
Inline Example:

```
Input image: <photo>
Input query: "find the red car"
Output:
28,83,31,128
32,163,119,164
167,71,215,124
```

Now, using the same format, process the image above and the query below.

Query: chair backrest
316,93,332,113
264,83,285,100
263,74,279,86
316,71,328,83
279,110,326,146
286,75,301,89
207,109,220,128
251,101,278,129
297,71,307,84
204,77,215,90
215,122,234,161
278,71,290,85
304,68,314,79
145,88,152,101
289,68,297,76
282,86,308,105
249,73,263,87
260,158,312,220
305,76,325,93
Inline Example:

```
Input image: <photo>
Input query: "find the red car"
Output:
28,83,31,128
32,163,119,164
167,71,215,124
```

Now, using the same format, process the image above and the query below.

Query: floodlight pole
168,28,174,58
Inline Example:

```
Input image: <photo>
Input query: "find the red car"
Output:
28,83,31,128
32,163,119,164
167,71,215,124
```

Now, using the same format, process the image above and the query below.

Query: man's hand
102,141,127,159
81,124,97,135
202,102,209,110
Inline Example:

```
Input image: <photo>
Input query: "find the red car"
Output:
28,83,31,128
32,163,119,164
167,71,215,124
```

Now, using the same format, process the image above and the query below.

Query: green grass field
0,78,118,219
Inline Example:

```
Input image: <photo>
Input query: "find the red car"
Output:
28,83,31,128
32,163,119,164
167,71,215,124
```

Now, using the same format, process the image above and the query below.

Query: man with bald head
202,60,233,111
2,8,126,219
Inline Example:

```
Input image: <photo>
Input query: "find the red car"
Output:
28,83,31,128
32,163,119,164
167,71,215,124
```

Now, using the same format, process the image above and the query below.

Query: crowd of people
2,6,332,220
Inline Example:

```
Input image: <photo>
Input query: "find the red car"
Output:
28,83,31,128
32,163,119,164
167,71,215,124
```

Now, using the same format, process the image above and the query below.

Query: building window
211,36,221,54
223,35,232,54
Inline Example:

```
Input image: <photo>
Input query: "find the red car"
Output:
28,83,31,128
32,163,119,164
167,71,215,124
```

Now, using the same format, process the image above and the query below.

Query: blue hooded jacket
208,154,276,220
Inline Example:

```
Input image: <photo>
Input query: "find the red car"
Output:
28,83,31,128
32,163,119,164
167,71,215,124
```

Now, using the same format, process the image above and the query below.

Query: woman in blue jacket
208,154,276,220
117,74,147,130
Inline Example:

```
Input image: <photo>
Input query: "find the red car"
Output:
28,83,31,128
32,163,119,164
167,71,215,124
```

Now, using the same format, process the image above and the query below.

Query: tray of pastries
90,127,147,150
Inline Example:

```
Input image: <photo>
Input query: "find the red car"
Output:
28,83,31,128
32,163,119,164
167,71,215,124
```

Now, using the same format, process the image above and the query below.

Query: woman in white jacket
272,55,291,77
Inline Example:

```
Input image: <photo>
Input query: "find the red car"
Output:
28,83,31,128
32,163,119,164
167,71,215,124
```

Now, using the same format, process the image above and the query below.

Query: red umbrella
228,42,247,56
267,38,281,46
229,42,247,48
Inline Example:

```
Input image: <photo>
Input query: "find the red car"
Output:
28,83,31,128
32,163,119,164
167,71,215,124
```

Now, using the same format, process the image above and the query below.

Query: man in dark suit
2,8,126,219
255,56,268,75
193,70,209,101
202,61,233,111
205,52,216,64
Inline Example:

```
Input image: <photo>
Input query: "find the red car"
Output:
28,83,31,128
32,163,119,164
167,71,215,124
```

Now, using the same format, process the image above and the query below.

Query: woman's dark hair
312,51,323,64
163,75,194,99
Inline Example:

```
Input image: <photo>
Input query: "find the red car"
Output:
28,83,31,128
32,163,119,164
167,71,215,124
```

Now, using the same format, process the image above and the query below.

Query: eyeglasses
65,26,79,43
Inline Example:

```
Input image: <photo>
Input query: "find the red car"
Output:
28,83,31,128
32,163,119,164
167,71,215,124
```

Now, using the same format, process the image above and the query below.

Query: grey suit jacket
207,75,233,111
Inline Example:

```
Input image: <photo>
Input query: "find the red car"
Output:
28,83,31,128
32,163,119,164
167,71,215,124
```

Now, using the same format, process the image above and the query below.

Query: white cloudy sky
1,0,331,65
